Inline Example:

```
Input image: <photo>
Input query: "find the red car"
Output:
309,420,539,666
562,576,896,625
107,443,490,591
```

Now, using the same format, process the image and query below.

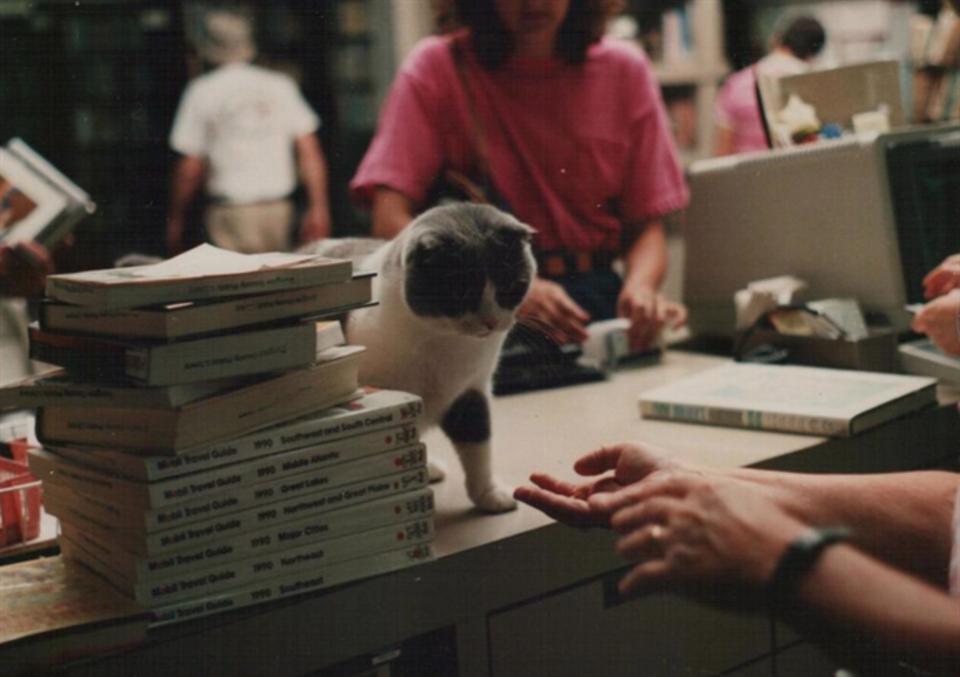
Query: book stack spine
23,260,435,624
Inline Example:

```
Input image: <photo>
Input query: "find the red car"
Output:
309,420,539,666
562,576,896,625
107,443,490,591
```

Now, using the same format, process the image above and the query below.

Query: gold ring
650,524,665,541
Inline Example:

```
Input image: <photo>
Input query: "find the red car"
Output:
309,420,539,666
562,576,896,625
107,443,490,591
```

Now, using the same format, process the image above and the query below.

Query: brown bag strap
449,39,492,181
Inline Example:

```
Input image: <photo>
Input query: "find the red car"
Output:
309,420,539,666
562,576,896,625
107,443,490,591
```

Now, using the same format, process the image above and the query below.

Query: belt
536,251,617,278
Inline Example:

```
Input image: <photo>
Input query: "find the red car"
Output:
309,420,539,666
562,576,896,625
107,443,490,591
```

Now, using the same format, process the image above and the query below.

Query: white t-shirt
169,63,319,205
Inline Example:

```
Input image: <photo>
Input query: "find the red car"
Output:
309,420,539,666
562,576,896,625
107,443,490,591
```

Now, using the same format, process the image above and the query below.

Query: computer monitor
682,124,960,338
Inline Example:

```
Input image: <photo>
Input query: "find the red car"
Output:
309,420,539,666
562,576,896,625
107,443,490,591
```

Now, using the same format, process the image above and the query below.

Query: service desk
57,351,960,676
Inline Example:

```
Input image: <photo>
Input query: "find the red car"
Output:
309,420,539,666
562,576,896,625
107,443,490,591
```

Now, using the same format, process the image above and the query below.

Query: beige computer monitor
758,60,904,148
682,134,906,338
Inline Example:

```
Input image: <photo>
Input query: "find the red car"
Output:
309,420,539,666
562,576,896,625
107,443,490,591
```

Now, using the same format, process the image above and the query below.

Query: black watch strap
768,526,850,605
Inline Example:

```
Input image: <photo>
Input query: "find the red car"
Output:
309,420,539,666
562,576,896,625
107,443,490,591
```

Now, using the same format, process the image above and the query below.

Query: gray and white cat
305,204,535,513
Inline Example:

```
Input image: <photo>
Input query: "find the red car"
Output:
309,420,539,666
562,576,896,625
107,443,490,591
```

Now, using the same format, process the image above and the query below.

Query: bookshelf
0,2,186,269
626,0,728,162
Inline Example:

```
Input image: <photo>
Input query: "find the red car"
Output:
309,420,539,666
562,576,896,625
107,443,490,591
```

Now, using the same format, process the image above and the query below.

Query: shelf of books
627,0,728,162
3,246,435,667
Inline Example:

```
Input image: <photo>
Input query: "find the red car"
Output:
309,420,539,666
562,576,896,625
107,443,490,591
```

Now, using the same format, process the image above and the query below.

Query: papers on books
0,139,96,248
638,362,937,437
45,244,353,309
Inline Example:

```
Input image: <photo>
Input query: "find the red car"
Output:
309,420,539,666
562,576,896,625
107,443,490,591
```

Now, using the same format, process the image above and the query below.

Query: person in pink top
350,0,689,350
713,15,826,156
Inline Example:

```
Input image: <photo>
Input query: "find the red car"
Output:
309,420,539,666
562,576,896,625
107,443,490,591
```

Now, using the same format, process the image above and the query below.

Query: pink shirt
714,51,811,155
351,34,689,254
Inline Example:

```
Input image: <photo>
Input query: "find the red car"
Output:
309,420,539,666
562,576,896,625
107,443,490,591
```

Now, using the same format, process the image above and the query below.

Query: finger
589,472,689,513
911,310,928,333
528,472,581,498
665,302,688,328
553,290,591,325
618,559,672,596
610,496,678,534
573,445,626,476
513,486,603,527
631,314,663,353
538,302,587,344
615,522,669,560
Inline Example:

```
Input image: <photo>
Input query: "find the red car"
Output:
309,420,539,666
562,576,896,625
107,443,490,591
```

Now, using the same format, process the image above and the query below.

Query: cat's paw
469,482,518,513
427,458,447,483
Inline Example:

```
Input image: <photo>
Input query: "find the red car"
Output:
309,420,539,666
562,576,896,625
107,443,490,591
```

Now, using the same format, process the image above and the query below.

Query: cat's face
402,204,535,338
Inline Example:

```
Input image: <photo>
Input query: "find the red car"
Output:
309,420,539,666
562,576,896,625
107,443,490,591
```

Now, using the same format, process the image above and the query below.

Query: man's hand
165,215,186,257
513,443,683,527
300,203,332,243
0,241,53,297
912,289,960,356
517,277,590,345
617,282,687,352
923,254,960,299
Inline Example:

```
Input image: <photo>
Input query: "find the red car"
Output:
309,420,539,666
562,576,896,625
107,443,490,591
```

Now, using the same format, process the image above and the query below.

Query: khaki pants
205,199,294,254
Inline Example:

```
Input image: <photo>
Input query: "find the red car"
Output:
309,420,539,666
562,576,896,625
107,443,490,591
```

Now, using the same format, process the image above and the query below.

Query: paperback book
45,244,352,309
638,362,937,437
45,387,424,480
40,424,422,538
62,517,434,606
38,274,373,341
0,138,96,248
148,542,433,626
46,466,429,535
29,319,343,386
30,443,427,511
56,488,433,578
34,345,364,452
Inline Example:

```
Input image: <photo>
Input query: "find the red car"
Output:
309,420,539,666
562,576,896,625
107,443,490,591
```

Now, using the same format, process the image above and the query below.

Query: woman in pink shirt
713,15,826,156
351,0,689,350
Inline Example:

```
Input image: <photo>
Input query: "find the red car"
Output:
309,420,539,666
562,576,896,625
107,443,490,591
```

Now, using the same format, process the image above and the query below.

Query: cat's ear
500,217,535,242
402,231,444,267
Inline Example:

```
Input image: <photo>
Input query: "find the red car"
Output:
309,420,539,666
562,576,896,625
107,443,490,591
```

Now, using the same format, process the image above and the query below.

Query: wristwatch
768,526,850,605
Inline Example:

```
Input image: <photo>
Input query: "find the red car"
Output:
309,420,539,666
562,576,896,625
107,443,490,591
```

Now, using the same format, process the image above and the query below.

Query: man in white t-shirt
166,9,331,254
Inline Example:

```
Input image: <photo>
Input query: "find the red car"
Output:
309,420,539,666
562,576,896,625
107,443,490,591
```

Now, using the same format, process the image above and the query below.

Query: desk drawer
488,575,771,677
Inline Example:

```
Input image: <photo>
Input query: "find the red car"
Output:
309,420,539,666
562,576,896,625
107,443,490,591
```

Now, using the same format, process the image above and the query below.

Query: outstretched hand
513,442,682,527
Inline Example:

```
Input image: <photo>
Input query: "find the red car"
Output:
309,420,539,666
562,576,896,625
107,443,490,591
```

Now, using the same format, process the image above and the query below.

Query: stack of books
14,245,434,625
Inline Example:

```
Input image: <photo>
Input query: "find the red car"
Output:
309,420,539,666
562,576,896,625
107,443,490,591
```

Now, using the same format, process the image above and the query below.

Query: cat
303,203,535,513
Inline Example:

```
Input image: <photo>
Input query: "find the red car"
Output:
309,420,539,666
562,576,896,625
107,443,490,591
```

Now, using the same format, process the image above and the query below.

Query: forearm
296,134,330,213
735,469,958,582
371,187,414,239
621,220,667,292
168,156,205,219
787,543,960,674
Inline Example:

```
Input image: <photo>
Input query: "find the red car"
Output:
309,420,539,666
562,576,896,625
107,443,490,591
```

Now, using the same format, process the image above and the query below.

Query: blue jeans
553,269,622,322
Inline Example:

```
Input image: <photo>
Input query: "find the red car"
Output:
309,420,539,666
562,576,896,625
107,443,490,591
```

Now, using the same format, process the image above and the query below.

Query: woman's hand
923,254,960,299
608,471,808,597
517,277,590,345
617,283,687,352
912,289,960,356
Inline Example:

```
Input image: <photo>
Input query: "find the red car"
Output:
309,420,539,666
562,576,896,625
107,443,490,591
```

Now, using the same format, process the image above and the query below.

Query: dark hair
778,16,826,61
445,0,623,69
